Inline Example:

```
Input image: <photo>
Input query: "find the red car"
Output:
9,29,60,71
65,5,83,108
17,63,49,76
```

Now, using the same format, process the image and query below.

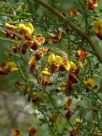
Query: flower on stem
30,41,39,50
29,56,38,74
35,48,49,60
48,53,63,67
69,8,78,17
66,98,73,107
5,23,17,31
28,127,38,136
18,23,34,35
21,44,28,54
0,63,10,75
69,61,77,73
87,0,99,10
13,129,21,136
59,58,71,71
51,31,62,44
36,36,45,45
93,20,102,40
84,78,97,89
48,54,71,71
0,61,18,75
65,110,73,120
76,50,90,61
6,61,18,72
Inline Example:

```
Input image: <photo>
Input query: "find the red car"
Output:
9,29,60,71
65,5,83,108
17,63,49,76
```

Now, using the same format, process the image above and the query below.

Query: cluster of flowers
13,127,38,136
69,1,102,40
69,0,99,18
1,7,100,136
1,22,97,92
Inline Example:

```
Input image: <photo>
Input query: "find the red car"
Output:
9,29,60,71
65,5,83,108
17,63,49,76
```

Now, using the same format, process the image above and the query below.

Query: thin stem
44,90,73,128
33,0,102,63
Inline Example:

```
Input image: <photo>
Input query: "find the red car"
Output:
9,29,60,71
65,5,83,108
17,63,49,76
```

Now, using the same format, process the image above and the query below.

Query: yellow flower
48,54,56,64
18,23,34,35
48,54,63,67
69,61,77,72
6,61,18,72
55,55,63,66
42,68,50,75
93,20,102,40
25,23,34,33
93,20,102,34
65,61,71,70
84,78,96,89
75,118,83,123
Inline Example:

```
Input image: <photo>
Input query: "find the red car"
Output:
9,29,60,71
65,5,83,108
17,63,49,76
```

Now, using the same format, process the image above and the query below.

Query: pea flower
69,61,77,72
28,127,38,136
66,98,73,107
48,53,63,67
51,31,62,44
84,78,97,89
76,50,90,60
5,23,17,31
87,0,99,10
36,36,45,45
13,129,21,136
6,61,18,72
69,8,78,17
93,20,102,40
18,23,34,35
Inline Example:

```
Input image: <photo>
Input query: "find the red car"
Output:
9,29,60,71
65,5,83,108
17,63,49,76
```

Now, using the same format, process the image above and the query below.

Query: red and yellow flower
84,78,97,89
87,0,99,10
69,8,78,17
13,129,21,136
48,54,71,71
28,127,38,136
18,23,34,35
93,20,102,40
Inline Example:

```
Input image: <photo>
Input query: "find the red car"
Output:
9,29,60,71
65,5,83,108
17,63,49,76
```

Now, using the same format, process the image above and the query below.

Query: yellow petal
18,23,26,29
93,20,102,34
69,61,77,71
65,61,71,70
24,27,32,35
11,67,18,72
18,23,34,35
55,55,63,66
6,61,18,71
25,23,34,33
29,56,36,65
42,68,50,75
84,78,96,89
75,118,83,123
48,54,56,64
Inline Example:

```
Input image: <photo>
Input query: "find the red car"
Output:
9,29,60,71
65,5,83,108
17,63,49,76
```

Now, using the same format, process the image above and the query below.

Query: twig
33,0,102,63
